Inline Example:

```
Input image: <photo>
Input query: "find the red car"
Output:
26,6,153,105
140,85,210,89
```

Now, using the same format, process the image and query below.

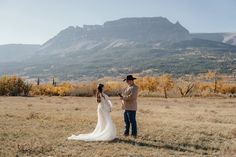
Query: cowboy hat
123,75,137,81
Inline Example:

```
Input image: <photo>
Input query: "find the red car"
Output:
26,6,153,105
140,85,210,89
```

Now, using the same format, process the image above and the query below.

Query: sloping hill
0,44,40,62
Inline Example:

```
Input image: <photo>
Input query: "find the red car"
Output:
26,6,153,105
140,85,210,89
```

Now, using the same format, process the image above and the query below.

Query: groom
120,75,139,138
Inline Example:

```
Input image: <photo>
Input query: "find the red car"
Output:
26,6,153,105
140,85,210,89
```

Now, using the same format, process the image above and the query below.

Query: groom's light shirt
121,84,138,111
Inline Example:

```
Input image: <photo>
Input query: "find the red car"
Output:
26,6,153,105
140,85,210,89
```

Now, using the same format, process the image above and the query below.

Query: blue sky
0,0,235,45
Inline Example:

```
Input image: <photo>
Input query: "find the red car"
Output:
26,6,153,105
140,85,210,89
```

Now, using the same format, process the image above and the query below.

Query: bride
68,84,116,141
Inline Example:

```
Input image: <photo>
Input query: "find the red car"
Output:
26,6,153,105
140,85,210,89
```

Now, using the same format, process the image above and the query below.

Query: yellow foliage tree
135,76,159,92
158,74,174,98
105,81,124,96
207,70,221,93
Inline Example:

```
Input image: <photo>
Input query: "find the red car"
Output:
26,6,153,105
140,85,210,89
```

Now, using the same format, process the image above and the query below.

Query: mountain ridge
0,17,236,81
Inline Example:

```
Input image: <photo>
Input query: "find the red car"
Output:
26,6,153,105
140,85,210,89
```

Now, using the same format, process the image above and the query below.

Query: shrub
70,81,97,96
0,75,32,96
1,74,236,97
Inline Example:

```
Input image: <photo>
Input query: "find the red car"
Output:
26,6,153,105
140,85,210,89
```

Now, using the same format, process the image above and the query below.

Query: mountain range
0,17,236,82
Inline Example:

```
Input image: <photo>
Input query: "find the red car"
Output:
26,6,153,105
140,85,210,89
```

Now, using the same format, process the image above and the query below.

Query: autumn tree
136,76,159,92
158,74,174,98
207,70,220,93
105,81,124,95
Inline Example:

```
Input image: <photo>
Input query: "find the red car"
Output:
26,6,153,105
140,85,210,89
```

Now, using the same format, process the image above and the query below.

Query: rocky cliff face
41,17,190,53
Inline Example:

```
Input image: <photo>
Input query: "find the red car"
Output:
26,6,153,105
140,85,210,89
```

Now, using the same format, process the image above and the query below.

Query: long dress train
68,93,116,141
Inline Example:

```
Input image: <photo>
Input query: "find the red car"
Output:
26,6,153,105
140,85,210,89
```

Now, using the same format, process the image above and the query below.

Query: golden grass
0,97,236,157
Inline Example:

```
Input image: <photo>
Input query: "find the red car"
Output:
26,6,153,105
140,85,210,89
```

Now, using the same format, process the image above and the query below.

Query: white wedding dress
68,93,116,141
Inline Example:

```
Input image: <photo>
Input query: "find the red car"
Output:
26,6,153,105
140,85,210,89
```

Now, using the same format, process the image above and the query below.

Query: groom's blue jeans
124,110,137,136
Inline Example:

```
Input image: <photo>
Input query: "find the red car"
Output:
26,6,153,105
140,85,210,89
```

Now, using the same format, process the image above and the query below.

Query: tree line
0,71,236,98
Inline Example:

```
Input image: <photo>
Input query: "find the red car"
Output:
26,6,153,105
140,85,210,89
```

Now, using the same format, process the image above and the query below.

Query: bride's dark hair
97,84,104,103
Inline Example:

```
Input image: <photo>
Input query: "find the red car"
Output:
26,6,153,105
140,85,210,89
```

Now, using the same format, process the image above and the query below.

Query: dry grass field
0,96,236,157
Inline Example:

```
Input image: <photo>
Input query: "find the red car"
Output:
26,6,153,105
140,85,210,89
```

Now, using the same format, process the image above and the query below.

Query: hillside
190,33,236,46
0,44,40,62
0,17,236,81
